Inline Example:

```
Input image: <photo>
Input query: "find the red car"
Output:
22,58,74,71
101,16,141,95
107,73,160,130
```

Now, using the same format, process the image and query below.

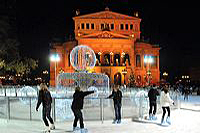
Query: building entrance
114,72,122,86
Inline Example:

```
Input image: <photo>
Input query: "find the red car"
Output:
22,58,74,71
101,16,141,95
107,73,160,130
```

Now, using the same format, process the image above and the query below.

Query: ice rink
0,107,200,133
0,94,200,133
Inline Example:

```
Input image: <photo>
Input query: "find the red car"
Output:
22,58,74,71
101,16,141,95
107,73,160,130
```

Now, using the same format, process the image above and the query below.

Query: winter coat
108,90,122,105
71,90,94,110
160,91,174,107
148,88,159,103
36,90,52,110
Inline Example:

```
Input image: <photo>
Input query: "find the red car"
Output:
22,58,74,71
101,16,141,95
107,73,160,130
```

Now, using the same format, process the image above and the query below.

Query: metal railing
0,86,181,123
0,97,180,123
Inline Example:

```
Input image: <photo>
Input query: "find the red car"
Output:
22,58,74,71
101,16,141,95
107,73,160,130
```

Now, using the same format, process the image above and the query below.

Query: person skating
107,85,122,124
71,86,95,133
160,85,174,125
148,84,159,120
36,83,55,133
184,87,190,101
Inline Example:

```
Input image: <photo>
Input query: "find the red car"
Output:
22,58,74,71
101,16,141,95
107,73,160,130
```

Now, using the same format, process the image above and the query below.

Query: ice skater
36,83,55,133
71,86,95,133
184,87,190,101
107,85,122,124
160,85,174,125
148,84,159,120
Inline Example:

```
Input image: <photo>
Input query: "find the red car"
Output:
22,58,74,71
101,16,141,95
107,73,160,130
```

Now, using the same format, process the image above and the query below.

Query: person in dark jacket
148,84,159,120
36,83,55,133
71,86,94,132
108,85,122,124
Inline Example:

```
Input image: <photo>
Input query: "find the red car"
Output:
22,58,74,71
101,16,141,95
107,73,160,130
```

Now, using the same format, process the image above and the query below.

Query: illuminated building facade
50,8,160,86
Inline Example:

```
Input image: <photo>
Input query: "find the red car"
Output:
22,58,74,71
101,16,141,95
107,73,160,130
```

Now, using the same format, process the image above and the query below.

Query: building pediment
73,10,141,21
80,31,130,39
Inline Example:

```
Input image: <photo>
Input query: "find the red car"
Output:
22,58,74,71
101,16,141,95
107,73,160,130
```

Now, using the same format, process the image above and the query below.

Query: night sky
16,0,200,79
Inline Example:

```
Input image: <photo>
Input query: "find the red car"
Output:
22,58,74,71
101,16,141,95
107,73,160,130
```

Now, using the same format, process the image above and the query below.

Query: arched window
104,54,110,66
136,55,141,67
124,54,131,66
95,53,100,66
114,54,120,66
114,72,122,86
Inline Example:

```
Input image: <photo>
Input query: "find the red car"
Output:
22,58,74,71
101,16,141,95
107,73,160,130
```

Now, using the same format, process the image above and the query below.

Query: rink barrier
0,96,181,123
0,86,181,123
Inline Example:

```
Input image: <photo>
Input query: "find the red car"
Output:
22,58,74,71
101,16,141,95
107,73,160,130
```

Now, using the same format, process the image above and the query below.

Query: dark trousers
161,106,170,122
149,102,157,115
114,103,121,121
72,108,84,128
43,105,54,126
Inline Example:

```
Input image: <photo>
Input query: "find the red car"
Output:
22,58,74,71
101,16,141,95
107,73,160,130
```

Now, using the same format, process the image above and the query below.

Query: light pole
122,68,127,85
50,53,60,86
144,55,153,86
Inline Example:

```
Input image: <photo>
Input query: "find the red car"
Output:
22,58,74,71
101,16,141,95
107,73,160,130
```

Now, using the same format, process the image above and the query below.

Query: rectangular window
91,23,94,29
130,24,133,30
111,24,114,29
125,24,129,30
120,24,124,30
101,24,104,29
144,55,157,68
152,56,158,68
86,23,90,29
81,23,84,29
136,55,141,67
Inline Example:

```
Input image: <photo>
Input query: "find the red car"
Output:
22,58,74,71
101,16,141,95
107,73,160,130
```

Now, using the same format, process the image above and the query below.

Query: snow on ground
0,109,200,133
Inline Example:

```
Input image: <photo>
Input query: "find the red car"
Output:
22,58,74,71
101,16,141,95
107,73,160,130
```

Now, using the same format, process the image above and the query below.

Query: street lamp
163,72,168,82
122,68,127,85
163,72,168,76
144,55,153,86
50,53,60,86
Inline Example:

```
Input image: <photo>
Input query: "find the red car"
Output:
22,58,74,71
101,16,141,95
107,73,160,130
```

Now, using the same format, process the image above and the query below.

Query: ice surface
1,109,200,133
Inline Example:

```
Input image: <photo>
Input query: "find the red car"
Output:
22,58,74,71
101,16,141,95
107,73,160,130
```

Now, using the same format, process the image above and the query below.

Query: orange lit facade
50,8,160,87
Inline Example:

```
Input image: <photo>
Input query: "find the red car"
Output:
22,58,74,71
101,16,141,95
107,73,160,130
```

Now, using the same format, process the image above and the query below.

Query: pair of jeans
72,108,84,128
149,102,157,115
114,103,121,121
42,105,54,126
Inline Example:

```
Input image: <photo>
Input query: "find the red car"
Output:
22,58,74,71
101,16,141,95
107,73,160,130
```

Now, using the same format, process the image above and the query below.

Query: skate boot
50,124,55,130
161,118,165,125
152,115,157,120
149,114,152,120
117,120,121,124
44,126,50,133
166,116,171,125
80,128,88,133
73,127,80,131
112,119,117,124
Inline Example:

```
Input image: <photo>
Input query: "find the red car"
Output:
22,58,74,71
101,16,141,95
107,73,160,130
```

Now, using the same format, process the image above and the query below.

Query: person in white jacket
160,85,174,125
